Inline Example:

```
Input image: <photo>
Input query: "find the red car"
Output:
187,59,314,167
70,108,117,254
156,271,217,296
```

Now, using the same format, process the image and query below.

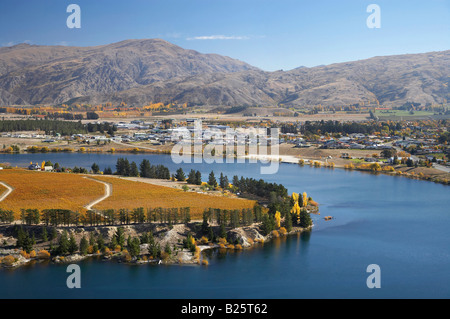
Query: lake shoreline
0,220,314,270
1,147,448,185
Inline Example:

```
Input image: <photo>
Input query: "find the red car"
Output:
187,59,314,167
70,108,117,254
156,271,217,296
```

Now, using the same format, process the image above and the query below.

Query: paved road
83,177,112,210
0,181,13,202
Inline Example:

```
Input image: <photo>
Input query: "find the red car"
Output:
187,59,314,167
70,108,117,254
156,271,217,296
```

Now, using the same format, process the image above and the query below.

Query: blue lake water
0,153,449,298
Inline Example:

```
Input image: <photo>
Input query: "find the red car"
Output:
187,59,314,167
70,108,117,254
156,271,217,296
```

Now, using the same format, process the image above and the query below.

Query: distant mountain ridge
0,39,448,107
0,39,256,105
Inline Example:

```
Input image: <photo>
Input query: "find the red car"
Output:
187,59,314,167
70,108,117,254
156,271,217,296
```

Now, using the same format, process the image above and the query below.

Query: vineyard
90,176,256,219
0,169,104,216
0,169,256,221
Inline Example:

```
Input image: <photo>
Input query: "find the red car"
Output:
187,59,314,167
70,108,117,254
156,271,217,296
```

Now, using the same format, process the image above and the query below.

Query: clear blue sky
0,0,449,71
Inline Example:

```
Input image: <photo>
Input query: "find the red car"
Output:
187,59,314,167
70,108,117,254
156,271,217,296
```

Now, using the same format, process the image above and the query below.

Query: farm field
0,169,104,216
0,183,6,193
90,175,256,219
0,182,7,198
374,110,435,119
0,169,256,220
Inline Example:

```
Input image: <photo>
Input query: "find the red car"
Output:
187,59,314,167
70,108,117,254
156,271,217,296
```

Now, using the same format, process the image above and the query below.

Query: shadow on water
202,229,313,266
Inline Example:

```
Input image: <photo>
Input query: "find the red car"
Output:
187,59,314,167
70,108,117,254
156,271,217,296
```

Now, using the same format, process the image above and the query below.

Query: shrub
370,163,382,172
193,246,201,259
37,250,51,259
122,251,132,262
309,200,319,207
2,255,16,266
20,250,30,259
272,230,279,238
279,227,287,235
161,251,170,261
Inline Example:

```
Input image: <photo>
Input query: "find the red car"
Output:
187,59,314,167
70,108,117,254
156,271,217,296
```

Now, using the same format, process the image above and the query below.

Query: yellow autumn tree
290,193,301,224
275,211,281,229
302,192,308,208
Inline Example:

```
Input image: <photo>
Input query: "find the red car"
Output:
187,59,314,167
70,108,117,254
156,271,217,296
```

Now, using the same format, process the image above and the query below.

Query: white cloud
56,41,70,46
187,35,250,41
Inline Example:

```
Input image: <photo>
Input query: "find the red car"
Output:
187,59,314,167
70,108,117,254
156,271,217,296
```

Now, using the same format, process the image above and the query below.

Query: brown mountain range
0,39,448,107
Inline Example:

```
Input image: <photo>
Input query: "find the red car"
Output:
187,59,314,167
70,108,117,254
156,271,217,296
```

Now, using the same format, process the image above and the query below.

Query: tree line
0,118,117,136
300,120,402,135
3,207,194,227
112,158,171,179
0,119,86,136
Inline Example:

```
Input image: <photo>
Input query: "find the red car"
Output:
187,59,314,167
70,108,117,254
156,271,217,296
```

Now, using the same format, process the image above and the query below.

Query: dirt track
83,177,112,210
0,181,13,202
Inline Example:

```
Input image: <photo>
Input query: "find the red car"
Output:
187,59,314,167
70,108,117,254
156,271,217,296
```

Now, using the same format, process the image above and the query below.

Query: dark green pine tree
195,171,202,185
219,223,227,239
96,234,105,252
79,236,89,255
129,238,141,258
139,159,152,178
232,175,240,191
261,214,275,236
109,236,118,250
285,212,293,232
129,161,139,177
123,158,131,176
68,234,78,255
89,232,96,246
175,168,186,181
42,226,48,242
299,209,312,228
23,232,34,253
50,227,58,241
57,231,70,255
91,162,100,174
201,211,210,235
208,171,217,188
115,227,126,250
187,169,197,185
219,173,229,189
